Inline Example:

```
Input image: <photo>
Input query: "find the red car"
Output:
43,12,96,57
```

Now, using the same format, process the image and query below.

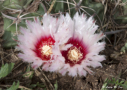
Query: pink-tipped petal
59,12,105,77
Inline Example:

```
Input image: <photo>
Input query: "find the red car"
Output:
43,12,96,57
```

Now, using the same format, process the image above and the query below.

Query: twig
0,48,4,65
12,61,23,71
24,0,40,12
35,69,50,90
39,67,54,90
112,0,121,12
98,22,110,31
47,0,56,14
104,29,126,35
67,0,70,15
0,52,14,63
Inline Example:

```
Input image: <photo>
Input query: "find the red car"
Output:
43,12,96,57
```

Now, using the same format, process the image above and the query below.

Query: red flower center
61,37,88,67
35,36,55,60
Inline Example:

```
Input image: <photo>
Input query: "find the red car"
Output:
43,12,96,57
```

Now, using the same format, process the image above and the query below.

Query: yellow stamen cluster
67,47,83,62
41,45,52,56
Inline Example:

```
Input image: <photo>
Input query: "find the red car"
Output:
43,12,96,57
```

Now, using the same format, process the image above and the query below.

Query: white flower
16,12,105,77
16,13,74,72
58,12,106,77
16,14,63,70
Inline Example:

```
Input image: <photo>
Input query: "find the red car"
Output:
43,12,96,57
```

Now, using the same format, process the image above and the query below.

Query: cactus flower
59,13,106,76
17,12,105,77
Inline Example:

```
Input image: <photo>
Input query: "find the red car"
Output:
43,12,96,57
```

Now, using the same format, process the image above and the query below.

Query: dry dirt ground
0,0,127,90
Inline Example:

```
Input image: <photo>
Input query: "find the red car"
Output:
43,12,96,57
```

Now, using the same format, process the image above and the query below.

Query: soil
0,0,127,90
